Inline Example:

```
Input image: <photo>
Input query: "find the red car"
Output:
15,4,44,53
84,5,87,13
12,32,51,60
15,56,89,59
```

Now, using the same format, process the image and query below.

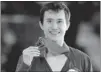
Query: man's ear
66,21,70,31
39,21,44,30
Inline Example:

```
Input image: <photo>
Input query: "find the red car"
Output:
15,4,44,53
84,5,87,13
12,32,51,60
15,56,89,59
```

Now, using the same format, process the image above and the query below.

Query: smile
49,31,60,35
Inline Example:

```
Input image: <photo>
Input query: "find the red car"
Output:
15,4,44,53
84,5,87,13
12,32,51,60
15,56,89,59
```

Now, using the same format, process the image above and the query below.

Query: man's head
39,2,71,41
40,2,71,24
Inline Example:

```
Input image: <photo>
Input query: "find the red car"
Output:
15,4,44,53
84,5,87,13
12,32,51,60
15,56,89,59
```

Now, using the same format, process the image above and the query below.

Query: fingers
23,46,40,53
22,46,40,57
22,46,41,66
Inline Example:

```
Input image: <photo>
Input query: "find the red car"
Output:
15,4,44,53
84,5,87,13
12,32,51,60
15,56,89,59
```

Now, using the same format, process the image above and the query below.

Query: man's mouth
49,31,60,35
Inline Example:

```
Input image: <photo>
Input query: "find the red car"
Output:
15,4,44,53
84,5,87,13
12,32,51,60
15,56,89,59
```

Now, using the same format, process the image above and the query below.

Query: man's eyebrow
46,18,63,21
46,18,53,20
57,19,63,20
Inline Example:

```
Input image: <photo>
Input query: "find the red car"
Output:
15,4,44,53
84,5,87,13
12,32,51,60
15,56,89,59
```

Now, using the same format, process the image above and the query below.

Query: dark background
1,1,100,72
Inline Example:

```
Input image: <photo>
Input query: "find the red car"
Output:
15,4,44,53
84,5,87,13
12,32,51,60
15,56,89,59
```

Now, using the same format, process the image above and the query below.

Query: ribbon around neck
35,37,69,57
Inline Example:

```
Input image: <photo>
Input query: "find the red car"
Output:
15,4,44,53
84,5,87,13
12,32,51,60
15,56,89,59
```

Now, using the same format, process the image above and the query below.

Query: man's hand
22,46,40,66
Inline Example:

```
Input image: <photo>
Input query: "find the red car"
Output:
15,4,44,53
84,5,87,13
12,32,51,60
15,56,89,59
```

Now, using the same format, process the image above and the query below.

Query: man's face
40,10,70,41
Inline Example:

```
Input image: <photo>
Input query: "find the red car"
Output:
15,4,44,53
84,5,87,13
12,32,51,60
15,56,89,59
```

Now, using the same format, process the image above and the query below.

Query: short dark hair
40,2,71,24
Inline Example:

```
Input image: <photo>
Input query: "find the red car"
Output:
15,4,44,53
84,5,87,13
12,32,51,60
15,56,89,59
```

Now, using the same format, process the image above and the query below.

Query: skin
39,10,70,47
39,10,70,71
22,10,70,70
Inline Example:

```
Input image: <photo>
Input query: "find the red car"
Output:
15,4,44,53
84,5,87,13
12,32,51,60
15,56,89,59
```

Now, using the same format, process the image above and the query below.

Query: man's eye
47,20,52,23
57,21,62,23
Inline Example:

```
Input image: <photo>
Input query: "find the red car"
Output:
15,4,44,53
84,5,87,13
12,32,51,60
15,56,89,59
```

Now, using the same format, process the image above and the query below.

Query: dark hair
40,2,71,24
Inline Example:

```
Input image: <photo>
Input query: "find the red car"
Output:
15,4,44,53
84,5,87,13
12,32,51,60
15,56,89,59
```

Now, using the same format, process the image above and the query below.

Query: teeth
50,31,59,35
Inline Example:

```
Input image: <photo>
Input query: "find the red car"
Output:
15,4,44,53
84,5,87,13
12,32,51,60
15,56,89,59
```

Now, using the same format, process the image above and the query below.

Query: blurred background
1,1,100,72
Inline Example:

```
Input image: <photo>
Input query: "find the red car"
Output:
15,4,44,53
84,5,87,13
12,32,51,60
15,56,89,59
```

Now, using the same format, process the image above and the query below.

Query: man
16,2,93,72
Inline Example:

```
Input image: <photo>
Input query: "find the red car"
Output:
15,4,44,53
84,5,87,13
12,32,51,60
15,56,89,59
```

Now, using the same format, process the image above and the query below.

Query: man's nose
51,23,58,29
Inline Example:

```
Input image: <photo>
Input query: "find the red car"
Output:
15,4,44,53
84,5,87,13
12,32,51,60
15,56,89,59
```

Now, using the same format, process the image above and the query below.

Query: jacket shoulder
70,47,90,59
69,47,93,71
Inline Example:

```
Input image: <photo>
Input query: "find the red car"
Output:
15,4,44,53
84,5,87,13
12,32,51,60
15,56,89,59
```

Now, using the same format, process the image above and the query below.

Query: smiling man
16,2,93,72
39,9,70,46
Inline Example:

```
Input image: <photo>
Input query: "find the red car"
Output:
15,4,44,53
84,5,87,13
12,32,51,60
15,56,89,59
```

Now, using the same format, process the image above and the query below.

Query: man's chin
48,37,60,41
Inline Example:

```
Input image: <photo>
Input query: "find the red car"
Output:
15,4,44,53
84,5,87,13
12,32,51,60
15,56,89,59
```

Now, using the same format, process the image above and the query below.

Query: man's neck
54,39,64,47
